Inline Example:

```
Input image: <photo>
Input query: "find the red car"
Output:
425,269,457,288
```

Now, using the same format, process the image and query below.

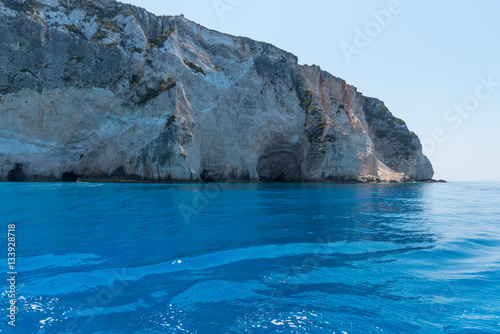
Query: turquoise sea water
1,182,500,333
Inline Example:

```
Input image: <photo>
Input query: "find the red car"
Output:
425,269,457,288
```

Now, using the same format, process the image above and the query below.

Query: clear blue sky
123,0,500,181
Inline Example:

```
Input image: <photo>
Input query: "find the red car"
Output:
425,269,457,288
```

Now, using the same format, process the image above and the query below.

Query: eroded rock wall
0,0,433,182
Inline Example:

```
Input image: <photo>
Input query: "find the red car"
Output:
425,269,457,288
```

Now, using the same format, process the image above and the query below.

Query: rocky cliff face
0,0,433,182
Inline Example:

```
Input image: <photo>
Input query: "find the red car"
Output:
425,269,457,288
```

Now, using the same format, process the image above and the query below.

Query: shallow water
1,182,499,333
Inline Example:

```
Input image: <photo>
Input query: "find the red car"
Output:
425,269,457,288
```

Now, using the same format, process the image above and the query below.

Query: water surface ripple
1,182,499,333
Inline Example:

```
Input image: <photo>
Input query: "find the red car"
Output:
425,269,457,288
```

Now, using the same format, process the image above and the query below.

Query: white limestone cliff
0,0,433,182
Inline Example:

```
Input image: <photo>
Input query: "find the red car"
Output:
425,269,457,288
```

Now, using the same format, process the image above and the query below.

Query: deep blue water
1,182,500,333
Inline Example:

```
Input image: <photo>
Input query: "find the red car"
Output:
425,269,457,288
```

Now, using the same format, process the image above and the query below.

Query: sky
123,0,500,181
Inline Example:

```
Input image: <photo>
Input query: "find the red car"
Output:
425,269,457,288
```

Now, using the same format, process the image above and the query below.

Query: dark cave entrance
200,169,218,183
61,171,81,182
257,151,302,182
7,163,25,181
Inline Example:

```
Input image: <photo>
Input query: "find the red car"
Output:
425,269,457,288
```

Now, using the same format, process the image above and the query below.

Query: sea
1,182,499,333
